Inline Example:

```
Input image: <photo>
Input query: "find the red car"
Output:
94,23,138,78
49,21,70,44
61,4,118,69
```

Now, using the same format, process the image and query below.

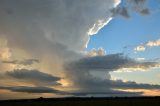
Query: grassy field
0,97,160,106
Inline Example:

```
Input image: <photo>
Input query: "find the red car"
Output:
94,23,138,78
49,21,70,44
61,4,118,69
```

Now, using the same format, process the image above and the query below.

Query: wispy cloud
2,59,39,66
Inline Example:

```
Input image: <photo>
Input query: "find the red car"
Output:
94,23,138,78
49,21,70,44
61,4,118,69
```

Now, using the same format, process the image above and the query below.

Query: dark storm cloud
6,69,61,86
0,0,119,55
70,90,143,96
111,0,150,18
139,8,150,15
64,53,160,95
66,53,159,71
65,73,160,91
2,59,39,65
0,85,142,96
0,86,62,94
127,0,150,15
111,7,130,18
0,79,160,96
107,79,160,89
128,0,146,5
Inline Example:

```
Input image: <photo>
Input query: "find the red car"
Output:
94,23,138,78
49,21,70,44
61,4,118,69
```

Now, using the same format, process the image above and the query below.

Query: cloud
111,7,130,18
0,0,120,53
87,18,113,36
140,8,150,15
66,53,159,71
0,86,62,94
69,89,143,97
128,0,146,5
134,39,160,52
109,79,160,89
0,38,11,60
0,0,125,98
146,39,160,47
0,0,120,86
0,85,143,97
127,0,150,15
2,59,39,66
111,0,150,18
134,45,146,51
87,48,106,57
6,69,61,86
135,58,145,61
63,53,160,94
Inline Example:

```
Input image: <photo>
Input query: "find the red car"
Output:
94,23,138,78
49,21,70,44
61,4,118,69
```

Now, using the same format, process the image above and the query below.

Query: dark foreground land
0,97,160,106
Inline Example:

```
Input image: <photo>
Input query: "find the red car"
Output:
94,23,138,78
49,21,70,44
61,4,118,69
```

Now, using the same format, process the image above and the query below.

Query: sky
0,0,160,100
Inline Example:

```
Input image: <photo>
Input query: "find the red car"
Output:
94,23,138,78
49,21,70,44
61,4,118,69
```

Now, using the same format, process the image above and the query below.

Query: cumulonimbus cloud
0,0,120,80
0,0,122,96
0,0,159,98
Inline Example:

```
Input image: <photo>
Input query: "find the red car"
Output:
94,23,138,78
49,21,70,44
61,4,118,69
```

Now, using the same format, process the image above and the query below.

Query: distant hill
0,96,160,106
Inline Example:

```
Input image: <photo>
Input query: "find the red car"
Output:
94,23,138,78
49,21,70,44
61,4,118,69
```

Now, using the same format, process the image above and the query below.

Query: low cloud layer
0,85,142,97
66,53,159,71
67,89,143,97
109,79,160,89
0,86,61,94
6,69,61,86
